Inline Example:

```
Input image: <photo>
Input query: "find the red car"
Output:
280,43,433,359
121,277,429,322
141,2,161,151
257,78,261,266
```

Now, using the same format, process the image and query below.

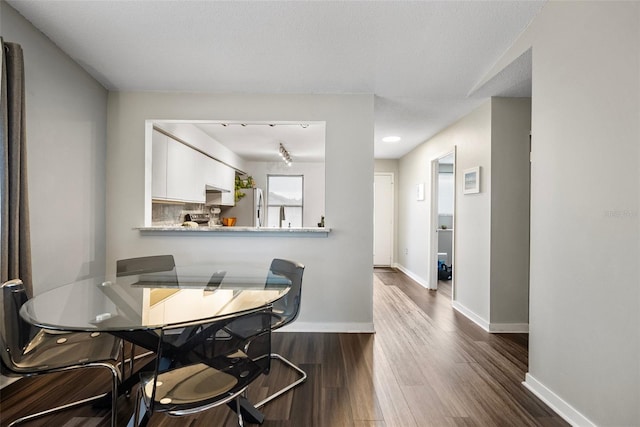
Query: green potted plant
234,175,255,202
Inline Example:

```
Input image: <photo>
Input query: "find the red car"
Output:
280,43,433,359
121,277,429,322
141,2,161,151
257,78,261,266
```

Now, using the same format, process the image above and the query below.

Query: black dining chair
133,305,272,426
116,254,177,375
254,258,306,409
0,279,122,427
116,254,176,277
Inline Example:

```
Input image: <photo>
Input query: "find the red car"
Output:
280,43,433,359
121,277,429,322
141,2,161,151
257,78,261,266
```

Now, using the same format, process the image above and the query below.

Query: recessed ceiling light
382,136,401,143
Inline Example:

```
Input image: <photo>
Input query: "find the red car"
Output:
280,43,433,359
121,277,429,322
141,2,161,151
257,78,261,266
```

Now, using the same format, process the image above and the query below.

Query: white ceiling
193,121,326,163
7,0,543,159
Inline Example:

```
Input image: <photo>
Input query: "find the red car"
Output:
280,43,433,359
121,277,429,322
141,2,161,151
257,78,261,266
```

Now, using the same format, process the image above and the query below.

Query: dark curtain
1,38,32,298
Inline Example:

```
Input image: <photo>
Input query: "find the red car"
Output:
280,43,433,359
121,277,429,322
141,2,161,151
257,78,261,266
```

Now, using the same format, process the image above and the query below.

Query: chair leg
7,393,109,427
7,362,120,427
129,344,135,376
108,363,119,427
235,396,244,427
133,385,142,427
253,353,307,409
120,343,154,378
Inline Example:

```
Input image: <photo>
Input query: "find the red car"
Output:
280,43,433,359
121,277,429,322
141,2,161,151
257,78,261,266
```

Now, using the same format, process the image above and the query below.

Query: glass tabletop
20,262,291,332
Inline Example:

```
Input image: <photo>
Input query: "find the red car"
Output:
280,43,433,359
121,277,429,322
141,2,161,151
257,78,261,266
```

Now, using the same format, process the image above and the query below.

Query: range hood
205,184,231,206
205,184,231,193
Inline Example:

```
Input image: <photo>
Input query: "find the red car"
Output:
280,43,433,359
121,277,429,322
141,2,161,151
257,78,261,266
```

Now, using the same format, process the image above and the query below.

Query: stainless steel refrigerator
221,188,264,227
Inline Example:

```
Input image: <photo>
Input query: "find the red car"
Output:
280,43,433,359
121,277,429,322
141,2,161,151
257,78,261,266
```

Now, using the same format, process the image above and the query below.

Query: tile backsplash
152,201,206,225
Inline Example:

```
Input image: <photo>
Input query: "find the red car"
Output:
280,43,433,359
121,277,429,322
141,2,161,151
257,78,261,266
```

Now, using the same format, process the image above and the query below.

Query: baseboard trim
0,375,20,389
393,263,431,289
277,321,376,333
452,301,490,331
489,322,529,333
390,268,528,333
523,373,596,427
451,301,529,333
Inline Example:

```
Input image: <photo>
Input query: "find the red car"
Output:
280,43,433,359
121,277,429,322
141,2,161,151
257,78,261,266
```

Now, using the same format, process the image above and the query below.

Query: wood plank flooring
0,269,567,426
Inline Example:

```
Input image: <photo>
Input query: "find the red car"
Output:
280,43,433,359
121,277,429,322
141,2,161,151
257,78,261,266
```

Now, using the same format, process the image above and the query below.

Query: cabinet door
166,138,205,203
220,165,236,206
203,156,222,189
151,130,168,199
203,158,235,206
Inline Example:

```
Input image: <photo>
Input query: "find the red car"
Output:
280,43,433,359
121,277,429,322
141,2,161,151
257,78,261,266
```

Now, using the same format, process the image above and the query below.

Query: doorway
374,173,394,267
430,150,455,293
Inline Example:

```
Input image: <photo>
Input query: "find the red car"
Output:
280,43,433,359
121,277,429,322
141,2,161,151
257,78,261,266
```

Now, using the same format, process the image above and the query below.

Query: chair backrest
0,279,34,373
144,305,272,414
1,280,122,377
116,255,176,277
267,258,305,329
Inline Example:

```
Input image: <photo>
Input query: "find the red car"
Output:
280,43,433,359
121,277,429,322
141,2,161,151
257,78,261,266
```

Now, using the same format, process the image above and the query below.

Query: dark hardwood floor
0,269,567,426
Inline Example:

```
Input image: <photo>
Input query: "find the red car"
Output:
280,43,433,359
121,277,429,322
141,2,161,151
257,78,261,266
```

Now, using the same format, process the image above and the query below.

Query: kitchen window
267,175,303,227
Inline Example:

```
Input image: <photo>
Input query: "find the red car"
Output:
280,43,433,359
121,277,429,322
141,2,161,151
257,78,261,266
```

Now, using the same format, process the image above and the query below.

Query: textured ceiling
7,0,543,159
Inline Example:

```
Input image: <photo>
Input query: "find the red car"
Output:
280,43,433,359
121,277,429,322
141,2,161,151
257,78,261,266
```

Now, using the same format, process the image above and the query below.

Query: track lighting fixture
279,143,292,166
216,123,311,129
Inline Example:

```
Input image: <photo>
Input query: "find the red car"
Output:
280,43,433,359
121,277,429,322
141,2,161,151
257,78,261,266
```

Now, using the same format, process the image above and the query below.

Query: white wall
106,92,374,332
478,2,640,425
1,3,108,293
246,161,325,228
398,102,492,320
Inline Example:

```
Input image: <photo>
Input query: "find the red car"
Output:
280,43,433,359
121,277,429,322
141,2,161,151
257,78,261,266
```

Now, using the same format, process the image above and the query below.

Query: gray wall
397,98,531,330
246,160,325,228
490,98,531,325
398,102,492,320
479,2,640,425
106,92,375,332
1,3,108,293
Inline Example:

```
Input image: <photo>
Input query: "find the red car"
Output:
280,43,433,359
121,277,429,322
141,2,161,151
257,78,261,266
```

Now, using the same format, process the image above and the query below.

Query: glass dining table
19,261,291,425
21,262,290,335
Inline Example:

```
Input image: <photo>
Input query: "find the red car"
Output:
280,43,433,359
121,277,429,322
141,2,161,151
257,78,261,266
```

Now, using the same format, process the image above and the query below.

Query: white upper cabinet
203,158,235,206
203,156,222,190
151,130,168,199
166,137,206,203
152,129,235,204
220,165,235,206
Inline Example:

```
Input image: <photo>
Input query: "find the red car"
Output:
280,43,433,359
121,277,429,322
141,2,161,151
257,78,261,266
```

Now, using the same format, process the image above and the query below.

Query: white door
430,150,456,292
374,173,394,266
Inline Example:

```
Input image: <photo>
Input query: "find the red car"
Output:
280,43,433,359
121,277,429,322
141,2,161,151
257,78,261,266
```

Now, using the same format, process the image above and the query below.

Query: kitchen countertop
137,225,331,236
